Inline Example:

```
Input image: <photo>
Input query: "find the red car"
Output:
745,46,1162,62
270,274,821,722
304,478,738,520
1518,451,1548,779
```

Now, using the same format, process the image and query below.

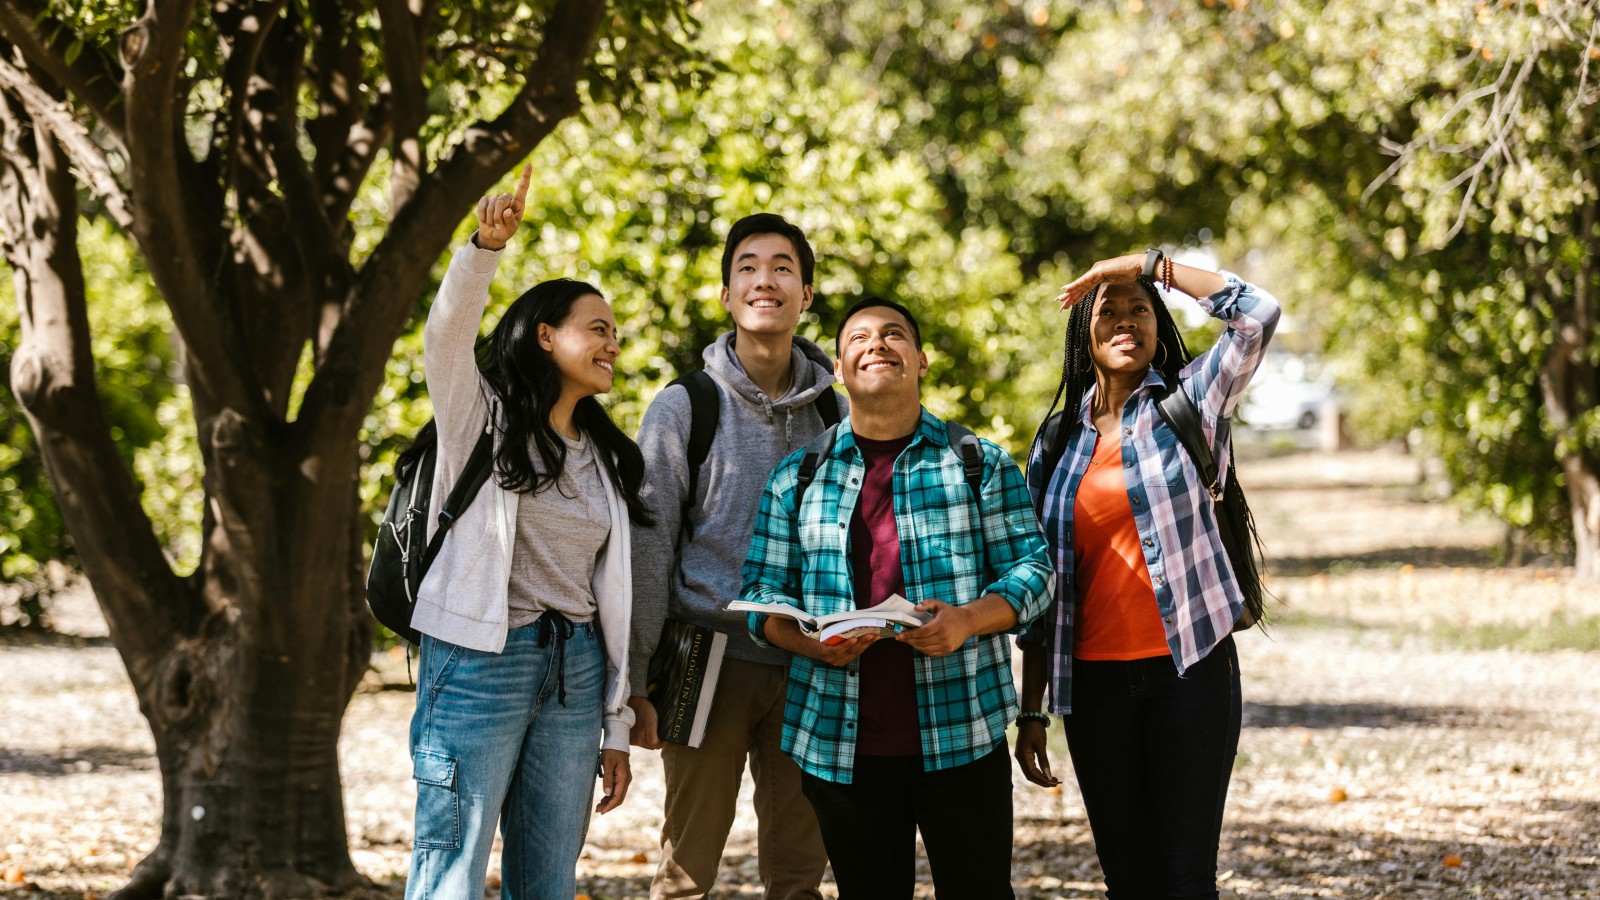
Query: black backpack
1037,385,1265,630
366,420,494,644
670,369,842,534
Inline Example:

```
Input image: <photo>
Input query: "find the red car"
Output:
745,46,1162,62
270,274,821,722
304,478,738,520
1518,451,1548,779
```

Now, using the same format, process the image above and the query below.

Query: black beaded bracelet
1016,711,1051,728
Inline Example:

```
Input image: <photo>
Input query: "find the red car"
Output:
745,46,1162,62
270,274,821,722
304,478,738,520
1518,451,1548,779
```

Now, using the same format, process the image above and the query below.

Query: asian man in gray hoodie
628,214,844,899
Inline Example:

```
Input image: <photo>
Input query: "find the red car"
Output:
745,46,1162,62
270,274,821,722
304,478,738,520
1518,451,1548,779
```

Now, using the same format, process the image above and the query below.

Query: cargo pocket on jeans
411,750,460,850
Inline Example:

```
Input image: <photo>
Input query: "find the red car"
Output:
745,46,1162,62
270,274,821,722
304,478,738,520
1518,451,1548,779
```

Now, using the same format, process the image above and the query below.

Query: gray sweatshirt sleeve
628,385,694,696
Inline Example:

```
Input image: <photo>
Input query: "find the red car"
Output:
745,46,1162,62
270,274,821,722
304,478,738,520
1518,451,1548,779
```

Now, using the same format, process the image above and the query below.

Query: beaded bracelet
1015,711,1051,728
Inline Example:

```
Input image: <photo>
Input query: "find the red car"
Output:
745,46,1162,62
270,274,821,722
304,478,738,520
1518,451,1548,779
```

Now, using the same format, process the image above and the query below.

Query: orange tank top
1072,434,1171,660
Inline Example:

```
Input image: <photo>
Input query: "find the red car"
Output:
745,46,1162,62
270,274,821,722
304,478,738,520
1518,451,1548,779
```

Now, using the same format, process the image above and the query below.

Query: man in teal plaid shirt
740,295,1053,899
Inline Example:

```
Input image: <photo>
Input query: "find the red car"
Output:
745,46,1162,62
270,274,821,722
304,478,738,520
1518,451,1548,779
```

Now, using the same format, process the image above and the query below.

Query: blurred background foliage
5,0,1599,627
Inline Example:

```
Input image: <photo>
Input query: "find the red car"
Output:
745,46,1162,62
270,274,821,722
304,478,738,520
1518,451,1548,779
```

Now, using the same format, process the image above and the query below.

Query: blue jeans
406,616,604,900
1063,636,1241,900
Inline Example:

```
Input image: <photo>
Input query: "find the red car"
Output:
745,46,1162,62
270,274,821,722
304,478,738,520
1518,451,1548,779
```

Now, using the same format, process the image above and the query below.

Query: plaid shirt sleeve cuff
746,612,776,648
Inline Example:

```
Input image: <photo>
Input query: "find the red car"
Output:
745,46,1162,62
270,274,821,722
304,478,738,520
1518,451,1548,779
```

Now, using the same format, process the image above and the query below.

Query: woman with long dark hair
1013,249,1280,899
404,165,653,899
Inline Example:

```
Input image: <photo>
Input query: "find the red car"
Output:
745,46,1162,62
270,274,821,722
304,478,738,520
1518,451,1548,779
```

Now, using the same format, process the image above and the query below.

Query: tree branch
257,17,355,396
306,0,381,237
120,0,258,419
1570,15,1599,117
1436,52,1538,244
0,0,126,141
0,52,132,228
0,91,200,688
217,0,291,196
296,0,610,441
317,93,391,234
375,0,426,212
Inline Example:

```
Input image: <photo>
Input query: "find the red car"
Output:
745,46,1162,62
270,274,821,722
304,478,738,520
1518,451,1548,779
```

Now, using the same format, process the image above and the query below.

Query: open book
728,594,933,645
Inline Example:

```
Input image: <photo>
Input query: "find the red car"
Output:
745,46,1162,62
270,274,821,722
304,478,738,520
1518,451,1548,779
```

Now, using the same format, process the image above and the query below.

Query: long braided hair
1029,277,1192,494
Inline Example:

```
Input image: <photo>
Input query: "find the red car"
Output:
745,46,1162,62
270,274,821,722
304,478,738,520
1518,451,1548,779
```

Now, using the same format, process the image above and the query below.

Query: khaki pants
651,657,828,900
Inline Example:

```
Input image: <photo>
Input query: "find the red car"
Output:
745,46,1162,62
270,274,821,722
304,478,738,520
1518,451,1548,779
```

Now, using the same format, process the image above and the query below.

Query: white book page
814,593,932,629
726,599,818,631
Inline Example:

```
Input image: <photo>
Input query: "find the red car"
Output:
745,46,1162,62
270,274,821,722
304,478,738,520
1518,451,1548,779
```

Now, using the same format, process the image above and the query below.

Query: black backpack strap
794,424,839,508
421,428,495,572
1032,410,1067,516
798,422,982,508
944,422,984,505
668,370,719,535
815,388,842,429
774,387,842,508
945,421,989,580
1155,383,1222,500
1155,381,1266,629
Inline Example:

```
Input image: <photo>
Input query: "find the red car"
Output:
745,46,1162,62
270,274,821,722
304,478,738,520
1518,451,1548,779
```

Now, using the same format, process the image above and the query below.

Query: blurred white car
1239,353,1336,431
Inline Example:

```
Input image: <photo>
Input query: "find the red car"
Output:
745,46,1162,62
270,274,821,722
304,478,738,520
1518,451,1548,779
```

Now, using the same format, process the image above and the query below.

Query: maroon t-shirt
850,432,921,758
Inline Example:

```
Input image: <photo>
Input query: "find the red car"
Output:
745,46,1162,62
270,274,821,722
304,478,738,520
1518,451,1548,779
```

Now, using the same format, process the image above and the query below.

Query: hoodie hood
702,332,838,411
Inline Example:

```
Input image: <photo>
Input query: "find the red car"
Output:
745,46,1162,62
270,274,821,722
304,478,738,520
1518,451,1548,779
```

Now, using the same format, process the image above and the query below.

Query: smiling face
834,305,928,404
1090,283,1160,376
539,293,620,401
720,233,813,339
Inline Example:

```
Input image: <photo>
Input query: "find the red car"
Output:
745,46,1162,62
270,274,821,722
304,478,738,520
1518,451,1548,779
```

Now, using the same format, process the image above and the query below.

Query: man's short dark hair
721,213,815,287
836,295,922,355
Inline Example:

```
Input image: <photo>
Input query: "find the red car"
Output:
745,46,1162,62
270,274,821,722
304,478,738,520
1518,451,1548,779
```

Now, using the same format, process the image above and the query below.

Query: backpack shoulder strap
795,424,840,508
1155,382,1222,499
1032,410,1068,516
422,426,495,571
815,387,842,429
668,370,720,528
1040,410,1066,464
944,422,984,505
671,369,720,475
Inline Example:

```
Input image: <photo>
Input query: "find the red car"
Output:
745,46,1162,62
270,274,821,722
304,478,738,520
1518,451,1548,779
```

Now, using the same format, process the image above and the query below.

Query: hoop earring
1079,352,1093,373
1153,341,1169,369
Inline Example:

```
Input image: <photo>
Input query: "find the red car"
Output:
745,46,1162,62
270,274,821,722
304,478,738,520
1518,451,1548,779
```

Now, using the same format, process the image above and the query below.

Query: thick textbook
646,618,728,748
728,594,933,645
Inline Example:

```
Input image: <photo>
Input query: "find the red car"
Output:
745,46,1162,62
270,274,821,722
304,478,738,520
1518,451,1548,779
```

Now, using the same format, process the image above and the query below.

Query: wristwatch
1141,247,1165,280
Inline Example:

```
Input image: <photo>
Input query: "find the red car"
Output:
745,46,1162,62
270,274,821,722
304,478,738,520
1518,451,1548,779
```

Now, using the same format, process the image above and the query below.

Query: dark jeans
1064,636,1242,900
800,744,1015,900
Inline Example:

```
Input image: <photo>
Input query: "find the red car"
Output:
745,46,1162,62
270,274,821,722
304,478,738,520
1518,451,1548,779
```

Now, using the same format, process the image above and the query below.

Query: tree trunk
4,93,372,900
66,413,372,900
1566,463,1600,579
2,1,616,892
1540,309,1600,579
126,517,370,898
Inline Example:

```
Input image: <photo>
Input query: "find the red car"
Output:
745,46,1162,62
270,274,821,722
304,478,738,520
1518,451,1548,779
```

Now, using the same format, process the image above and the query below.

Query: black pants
1064,636,1242,900
800,744,1015,900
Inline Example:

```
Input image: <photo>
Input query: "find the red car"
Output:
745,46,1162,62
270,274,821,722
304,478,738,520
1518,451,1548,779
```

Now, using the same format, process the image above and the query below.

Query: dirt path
3,447,1598,898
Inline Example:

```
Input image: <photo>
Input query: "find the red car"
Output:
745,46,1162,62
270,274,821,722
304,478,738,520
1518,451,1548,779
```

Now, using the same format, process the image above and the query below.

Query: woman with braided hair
1013,249,1280,899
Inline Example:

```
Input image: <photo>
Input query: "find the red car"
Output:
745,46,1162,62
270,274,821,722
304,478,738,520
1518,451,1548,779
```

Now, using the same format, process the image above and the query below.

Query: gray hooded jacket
629,332,848,694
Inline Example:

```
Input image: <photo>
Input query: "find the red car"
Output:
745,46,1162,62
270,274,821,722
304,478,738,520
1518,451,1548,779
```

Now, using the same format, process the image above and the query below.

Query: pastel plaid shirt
741,408,1054,784
1022,273,1281,715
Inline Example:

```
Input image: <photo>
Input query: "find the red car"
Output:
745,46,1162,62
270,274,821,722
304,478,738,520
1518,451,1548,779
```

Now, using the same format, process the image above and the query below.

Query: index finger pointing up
512,163,532,207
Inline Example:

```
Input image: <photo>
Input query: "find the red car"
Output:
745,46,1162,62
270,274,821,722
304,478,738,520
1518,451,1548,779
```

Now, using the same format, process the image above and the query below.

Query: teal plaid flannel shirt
741,408,1054,784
